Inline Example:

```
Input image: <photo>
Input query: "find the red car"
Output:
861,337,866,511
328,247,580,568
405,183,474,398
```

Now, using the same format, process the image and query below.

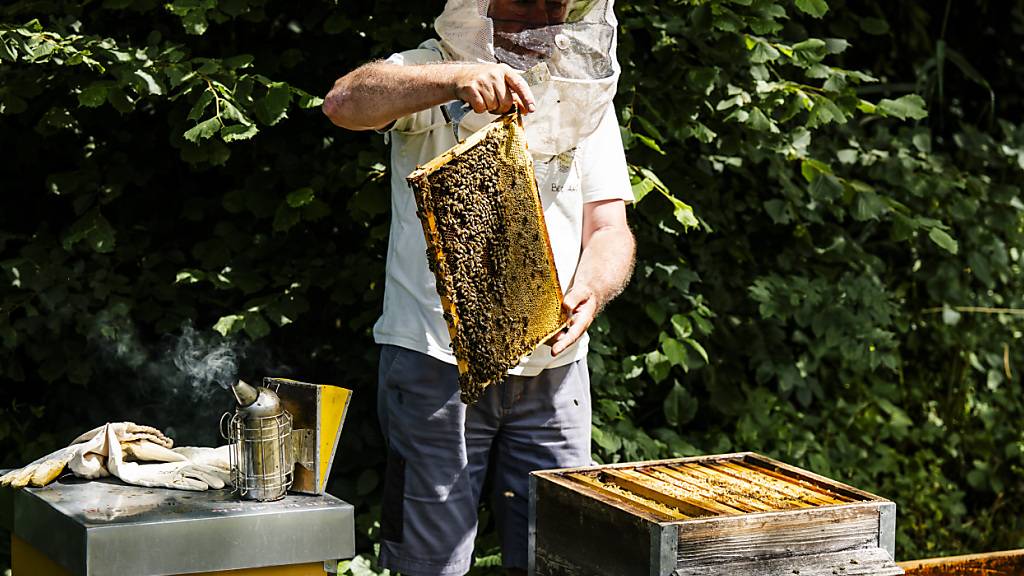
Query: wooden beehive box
529,452,902,576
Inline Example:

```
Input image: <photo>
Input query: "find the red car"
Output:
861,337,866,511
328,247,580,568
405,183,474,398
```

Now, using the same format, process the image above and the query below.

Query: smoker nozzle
231,379,259,407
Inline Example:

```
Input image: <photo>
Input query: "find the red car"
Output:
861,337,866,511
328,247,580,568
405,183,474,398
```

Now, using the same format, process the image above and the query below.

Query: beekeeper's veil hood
434,0,620,157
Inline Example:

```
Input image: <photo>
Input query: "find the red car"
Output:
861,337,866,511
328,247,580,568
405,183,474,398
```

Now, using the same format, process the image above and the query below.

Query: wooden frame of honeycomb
407,112,569,404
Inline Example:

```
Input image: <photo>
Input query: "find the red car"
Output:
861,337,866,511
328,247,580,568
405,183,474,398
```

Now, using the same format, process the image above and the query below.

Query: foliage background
2,0,1023,572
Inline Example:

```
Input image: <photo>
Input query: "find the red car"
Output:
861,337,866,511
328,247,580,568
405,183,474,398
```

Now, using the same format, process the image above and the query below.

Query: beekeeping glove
173,445,230,471
0,422,126,488
104,426,227,491
66,422,175,479
121,439,188,463
0,443,93,488
70,421,173,448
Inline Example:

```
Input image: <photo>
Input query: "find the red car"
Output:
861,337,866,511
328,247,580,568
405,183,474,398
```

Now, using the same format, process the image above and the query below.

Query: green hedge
1,0,1022,572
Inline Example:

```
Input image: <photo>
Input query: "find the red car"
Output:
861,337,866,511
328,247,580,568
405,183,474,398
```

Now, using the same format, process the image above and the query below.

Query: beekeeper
323,0,635,574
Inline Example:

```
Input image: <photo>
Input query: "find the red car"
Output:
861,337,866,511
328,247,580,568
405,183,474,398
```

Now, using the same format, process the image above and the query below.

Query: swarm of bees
408,113,568,404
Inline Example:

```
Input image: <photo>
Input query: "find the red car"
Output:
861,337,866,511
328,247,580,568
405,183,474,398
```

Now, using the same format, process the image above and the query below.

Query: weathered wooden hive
530,452,903,576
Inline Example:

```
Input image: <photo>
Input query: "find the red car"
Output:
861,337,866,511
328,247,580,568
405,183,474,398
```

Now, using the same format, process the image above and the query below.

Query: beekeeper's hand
452,63,536,115
549,284,598,357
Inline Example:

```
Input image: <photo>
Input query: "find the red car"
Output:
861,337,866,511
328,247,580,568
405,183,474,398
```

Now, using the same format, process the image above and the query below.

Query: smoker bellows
407,112,568,404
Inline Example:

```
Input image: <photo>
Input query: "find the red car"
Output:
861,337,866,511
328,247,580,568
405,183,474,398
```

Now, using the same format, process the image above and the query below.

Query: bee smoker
221,379,294,501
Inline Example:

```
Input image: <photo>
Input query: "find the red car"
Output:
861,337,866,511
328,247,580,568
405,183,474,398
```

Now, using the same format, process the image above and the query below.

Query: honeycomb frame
407,111,569,403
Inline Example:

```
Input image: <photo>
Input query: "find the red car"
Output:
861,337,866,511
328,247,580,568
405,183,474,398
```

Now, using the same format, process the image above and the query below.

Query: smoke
173,324,241,393
90,312,250,401
90,308,294,404
85,309,294,445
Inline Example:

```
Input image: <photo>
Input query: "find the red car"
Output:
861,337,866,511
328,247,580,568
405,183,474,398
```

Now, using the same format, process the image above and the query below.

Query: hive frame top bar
532,451,890,525
407,111,521,180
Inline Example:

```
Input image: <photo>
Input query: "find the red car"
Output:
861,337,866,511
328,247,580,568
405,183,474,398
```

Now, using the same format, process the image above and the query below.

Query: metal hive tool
407,111,568,404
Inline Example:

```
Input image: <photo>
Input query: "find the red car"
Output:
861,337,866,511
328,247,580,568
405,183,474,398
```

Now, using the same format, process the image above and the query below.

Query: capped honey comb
407,112,568,404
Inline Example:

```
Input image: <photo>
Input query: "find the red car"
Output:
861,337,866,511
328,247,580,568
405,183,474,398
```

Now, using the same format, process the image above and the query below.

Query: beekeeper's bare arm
323,62,536,131
551,199,635,356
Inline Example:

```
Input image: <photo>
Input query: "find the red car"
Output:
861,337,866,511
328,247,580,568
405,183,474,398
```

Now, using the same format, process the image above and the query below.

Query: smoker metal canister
222,380,293,501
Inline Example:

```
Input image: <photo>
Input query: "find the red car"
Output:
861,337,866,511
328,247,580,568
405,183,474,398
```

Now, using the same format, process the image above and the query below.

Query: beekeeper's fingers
505,67,536,113
492,75,516,114
476,80,499,114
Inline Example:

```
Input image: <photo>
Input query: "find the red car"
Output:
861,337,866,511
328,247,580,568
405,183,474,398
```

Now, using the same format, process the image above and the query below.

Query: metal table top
2,474,354,576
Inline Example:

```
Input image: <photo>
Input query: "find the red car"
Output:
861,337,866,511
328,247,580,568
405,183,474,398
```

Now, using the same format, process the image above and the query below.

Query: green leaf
748,38,780,63
631,177,654,204
636,134,665,155
243,310,270,339
0,33,18,62
645,350,670,383
78,83,108,108
294,88,324,109
221,123,259,142
836,149,859,164
800,158,832,182
184,117,222,143
62,208,116,253
223,54,255,69
684,338,710,364
877,94,928,120
187,91,214,120
860,16,890,35
792,38,827,54
928,227,959,254
174,269,205,284
181,10,210,35
286,187,316,208
824,38,849,54
213,314,243,337
668,194,698,229
592,425,622,452
794,0,828,18
133,70,163,95
273,205,301,232
670,314,692,339
688,121,717,143
661,335,689,368
747,107,777,132
664,382,697,427
255,82,292,126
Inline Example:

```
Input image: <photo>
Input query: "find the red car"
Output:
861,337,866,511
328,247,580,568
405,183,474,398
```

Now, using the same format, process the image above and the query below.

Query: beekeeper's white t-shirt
372,40,634,376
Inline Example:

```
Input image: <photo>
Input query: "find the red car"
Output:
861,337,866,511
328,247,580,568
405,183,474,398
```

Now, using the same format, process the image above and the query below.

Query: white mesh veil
434,0,620,156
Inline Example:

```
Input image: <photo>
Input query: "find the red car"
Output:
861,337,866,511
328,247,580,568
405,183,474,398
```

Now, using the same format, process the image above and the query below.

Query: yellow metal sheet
318,385,352,491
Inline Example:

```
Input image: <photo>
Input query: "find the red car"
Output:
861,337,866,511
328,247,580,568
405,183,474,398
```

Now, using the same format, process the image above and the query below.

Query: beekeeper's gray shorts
377,344,592,576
